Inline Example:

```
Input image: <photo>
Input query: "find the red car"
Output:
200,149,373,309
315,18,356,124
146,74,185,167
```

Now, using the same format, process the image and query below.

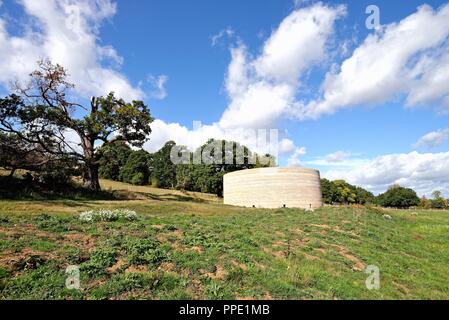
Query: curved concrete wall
223,167,323,209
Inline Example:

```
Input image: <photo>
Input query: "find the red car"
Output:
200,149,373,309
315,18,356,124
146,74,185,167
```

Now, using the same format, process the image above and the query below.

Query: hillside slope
0,180,448,299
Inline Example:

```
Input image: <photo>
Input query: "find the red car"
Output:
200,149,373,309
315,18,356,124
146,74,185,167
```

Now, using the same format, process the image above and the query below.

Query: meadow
0,179,448,300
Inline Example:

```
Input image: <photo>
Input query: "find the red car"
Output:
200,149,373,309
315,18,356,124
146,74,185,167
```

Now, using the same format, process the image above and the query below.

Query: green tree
151,141,178,189
377,185,420,208
321,179,374,205
0,60,153,191
430,190,447,209
120,150,151,185
98,141,132,181
320,178,339,204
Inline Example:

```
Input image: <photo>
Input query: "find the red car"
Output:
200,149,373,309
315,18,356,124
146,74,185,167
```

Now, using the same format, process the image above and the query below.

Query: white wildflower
79,209,138,222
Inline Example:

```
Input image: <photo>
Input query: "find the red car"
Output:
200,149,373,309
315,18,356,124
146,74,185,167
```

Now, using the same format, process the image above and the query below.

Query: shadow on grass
140,192,208,203
0,176,120,201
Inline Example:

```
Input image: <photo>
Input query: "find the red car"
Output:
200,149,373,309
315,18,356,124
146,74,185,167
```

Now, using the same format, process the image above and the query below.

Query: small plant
34,214,72,232
80,247,117,276
123,238,168,266
79,209,138,222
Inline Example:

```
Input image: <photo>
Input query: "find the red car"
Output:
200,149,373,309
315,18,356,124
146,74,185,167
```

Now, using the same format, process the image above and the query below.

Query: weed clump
123,238,168,266
80,247,117,276
34,214,72,232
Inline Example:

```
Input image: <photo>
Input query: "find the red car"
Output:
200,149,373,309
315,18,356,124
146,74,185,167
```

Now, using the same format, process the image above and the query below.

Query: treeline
98,139,275,196
321,178,448,209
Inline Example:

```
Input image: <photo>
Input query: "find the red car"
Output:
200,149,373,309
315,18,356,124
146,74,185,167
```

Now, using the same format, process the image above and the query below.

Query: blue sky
1,0,449,196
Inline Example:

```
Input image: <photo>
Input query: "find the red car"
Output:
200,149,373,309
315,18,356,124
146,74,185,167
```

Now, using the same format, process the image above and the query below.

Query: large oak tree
0,60,153,191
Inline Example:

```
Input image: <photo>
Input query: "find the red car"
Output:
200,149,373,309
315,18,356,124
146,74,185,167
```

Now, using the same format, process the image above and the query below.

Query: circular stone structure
223,167,323,210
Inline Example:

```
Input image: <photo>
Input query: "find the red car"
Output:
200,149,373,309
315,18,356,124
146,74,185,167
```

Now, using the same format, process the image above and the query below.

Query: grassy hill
0,179,448,299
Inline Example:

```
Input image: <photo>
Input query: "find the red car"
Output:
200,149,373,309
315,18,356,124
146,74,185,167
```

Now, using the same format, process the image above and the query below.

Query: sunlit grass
1,180,448,300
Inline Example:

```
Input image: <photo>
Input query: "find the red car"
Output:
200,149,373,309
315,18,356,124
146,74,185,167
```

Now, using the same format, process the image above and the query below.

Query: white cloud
324,151,449,197
218,3,346,129
292,4,449,120
0,0,143,101
143,119,294,158
306,152,367,168
413,128,449,149
278,138,296,154
146,74,168,100
325,151,352,163
211,27,234,47
287,147,307,167
144,4,340,158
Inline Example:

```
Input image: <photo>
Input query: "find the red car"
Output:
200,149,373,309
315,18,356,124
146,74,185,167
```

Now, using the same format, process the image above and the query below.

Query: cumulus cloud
413,128,449,149
287,147,307,167
324,151,449,197
0,0,143,101
143,119,286,159
144,4,343,157
292,4,449,120
218,3,346,129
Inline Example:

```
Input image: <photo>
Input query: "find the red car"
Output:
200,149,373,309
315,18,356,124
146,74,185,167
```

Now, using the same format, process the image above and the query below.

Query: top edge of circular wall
223,167,320,177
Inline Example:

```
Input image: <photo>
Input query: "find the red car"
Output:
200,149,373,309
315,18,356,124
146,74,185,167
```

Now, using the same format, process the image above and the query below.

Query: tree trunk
8,168,16,177
81,135,101,191
84,163,101,191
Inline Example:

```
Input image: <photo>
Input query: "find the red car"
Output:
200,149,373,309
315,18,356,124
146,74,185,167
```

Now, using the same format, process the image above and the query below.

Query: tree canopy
0,60,153,190
376,185,420,208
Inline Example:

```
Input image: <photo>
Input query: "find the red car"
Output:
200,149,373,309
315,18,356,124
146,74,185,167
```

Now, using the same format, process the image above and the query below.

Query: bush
377,185,420,208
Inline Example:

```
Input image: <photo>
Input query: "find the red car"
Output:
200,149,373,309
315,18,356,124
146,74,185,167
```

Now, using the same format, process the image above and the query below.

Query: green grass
0,180,448,300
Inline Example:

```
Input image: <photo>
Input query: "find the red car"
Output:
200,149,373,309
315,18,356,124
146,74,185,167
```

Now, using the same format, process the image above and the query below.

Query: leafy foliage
120,150,151,185
321,179,375,205
98,141,132,181
376,185,420,208
0,60,153,190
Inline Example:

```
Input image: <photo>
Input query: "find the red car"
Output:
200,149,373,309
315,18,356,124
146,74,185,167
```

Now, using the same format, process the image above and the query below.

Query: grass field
0,179,448,300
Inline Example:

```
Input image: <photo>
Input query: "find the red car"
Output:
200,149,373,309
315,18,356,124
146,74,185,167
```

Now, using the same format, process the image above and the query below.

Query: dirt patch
0,248,57,271
189,246,205,254
314,248,327,254
202,265,226,280
230,259,248,270
331,244,366,271
125,265,148,274
302,252,319,261
309,224,360,238
107,257,126,273
64,233,97,250
186,278,205,300
158,262,176,273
